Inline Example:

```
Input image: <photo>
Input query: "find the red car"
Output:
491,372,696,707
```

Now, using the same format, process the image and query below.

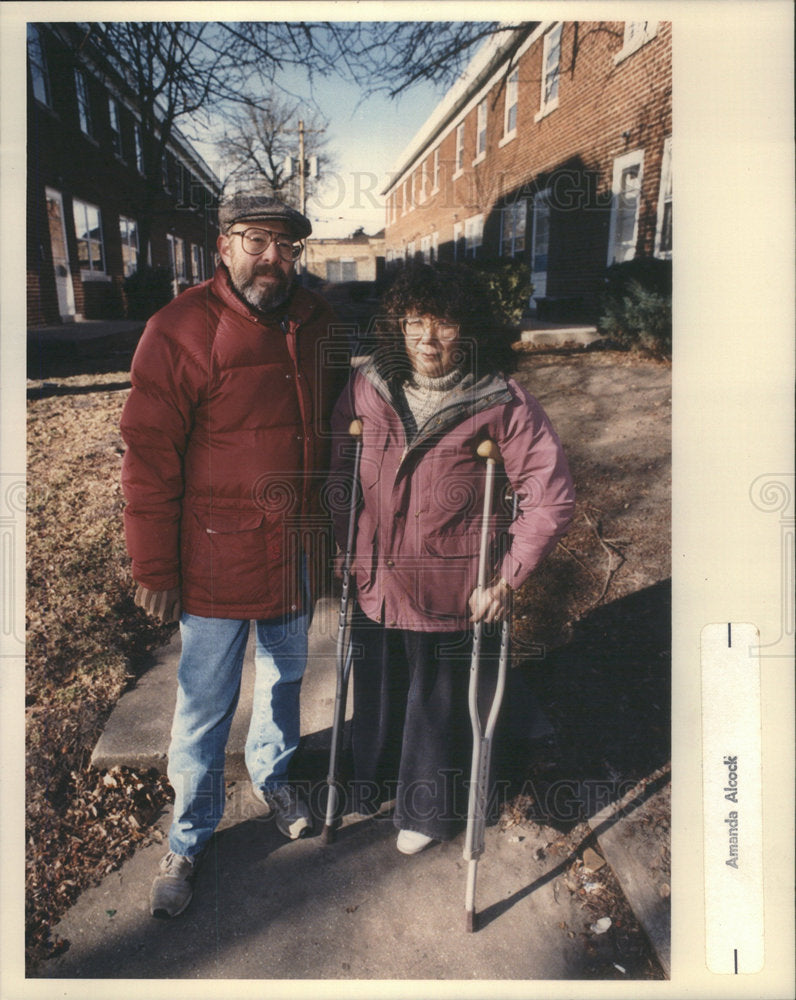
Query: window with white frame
537,23,562,119
420,235,431,263
109,97,123,158
27,25,52,107
406,240,416,261
475,99,488,161
402,179,408,215
464,214,484,258
166,234,186,286
455,122,465,174
432,148,440,192
503,68,519,139
607,150,644,265
615,21,659,63
654,136,673,260
419,160,428,203
191,243,205,283
74,69,93,136
161,153,171,192
73,199,105,275
500,200,527,257
453,222,464,260
134,123,144,174
119,216,139,277
431,232,438,262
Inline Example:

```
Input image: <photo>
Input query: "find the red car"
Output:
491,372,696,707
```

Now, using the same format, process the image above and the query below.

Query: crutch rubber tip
320,824,337,845
466,909,476,933
348,418,363,437
476,438,501,463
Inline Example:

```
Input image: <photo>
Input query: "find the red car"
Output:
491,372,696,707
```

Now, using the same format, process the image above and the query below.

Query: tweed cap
217,194,312,239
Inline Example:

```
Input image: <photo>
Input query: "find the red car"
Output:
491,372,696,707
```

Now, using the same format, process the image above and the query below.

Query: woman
329,262,574,854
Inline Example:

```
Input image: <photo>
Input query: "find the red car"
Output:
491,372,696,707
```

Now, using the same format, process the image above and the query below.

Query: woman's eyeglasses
401,316,460,342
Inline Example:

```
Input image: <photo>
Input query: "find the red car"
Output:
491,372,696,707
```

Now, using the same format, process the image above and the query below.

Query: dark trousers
350,607,500,841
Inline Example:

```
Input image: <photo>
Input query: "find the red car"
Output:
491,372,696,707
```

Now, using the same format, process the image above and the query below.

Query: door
45,188,76,321
530,189,550,306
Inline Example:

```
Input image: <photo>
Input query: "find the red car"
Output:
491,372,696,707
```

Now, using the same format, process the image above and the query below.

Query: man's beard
231,261,294,312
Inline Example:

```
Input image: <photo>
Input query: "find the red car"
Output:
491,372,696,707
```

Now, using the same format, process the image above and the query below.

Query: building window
537,23,562,119
455,122,465,174
119,216,139,277
500,200,527,257
615,21,659,63
654,136,673,260
73,199,105,275
419,159,428,203
453,221,464,261
503,68,519,139
406,240,416,261
109,97,123,157
431,232,438,262
134,123,144,174
464,214,484,258
27,25,51,107
432,148,440,192
75,69,93,136
607,150,644,264
402,179,408,215
474,99,487,162
420,235,431,263
191,244,205,282
161,153,171,192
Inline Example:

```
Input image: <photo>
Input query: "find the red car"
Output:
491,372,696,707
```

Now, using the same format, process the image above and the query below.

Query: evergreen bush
599,258,672,358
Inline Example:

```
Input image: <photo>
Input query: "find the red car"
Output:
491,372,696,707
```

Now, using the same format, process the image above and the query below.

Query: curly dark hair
374,261,517,378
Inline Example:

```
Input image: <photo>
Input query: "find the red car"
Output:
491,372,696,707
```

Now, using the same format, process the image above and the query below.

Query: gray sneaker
149,850,201,919
254,783,312,840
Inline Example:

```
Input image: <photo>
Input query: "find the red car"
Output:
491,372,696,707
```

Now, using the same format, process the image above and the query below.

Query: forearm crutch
464,439,517,931
321,418,363,844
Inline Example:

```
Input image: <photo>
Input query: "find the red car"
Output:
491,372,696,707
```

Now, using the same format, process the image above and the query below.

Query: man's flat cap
218,194,312,239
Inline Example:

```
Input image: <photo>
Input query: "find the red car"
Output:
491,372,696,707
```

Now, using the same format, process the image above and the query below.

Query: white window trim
607,149,645,266
75,68,93,137
464,213,484,258
614,21,659,64
432,148,440,193
500,199,527,257
500,67,519,147
420,234,432,263
28,25,52,108
453,122,465,179
73,198,106,278
535,23,562,122
472,99,487,166
419,159,428,203
654,136,673,260
119,215,139,277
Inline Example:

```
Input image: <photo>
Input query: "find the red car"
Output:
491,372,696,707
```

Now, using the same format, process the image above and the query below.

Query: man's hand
333,550,356,579
134,584,182,623
468,578,511,624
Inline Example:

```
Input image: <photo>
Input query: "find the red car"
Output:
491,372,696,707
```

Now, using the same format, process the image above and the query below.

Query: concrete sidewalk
33,597,669,981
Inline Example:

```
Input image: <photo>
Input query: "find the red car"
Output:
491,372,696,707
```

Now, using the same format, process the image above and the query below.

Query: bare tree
64,20,532,255
218,99,333,210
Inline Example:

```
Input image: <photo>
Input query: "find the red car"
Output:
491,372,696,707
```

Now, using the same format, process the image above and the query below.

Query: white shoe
396,829,434,855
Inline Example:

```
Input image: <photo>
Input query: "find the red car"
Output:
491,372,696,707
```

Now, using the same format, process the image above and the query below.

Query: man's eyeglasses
228,227,303,262
401,316,460,342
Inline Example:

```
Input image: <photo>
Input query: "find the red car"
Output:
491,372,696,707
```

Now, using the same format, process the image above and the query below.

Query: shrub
123,266,174,320
466,257,533,328
599,258,672,358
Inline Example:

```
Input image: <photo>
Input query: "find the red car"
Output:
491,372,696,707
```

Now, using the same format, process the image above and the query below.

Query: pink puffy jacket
329,356,575,631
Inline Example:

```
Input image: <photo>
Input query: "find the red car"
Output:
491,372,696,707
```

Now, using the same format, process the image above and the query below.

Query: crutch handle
349,418,363,438
476,438,502,463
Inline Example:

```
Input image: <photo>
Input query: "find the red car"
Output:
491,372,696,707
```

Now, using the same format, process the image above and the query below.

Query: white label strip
701,623,765,974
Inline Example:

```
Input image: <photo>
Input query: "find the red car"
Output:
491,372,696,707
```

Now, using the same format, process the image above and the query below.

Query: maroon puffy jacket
120,265,340,619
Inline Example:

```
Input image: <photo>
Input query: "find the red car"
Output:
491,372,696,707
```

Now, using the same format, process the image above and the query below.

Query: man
120,194,339,918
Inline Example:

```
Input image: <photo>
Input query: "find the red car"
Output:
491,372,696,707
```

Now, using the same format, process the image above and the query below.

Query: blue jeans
167,609,309,857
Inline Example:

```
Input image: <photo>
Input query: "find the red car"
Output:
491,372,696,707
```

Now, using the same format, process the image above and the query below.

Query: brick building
303,230,386,286
383,20,672,319
27,22,220,327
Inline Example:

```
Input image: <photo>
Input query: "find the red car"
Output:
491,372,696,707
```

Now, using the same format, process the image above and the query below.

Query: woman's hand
468,578,511,624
